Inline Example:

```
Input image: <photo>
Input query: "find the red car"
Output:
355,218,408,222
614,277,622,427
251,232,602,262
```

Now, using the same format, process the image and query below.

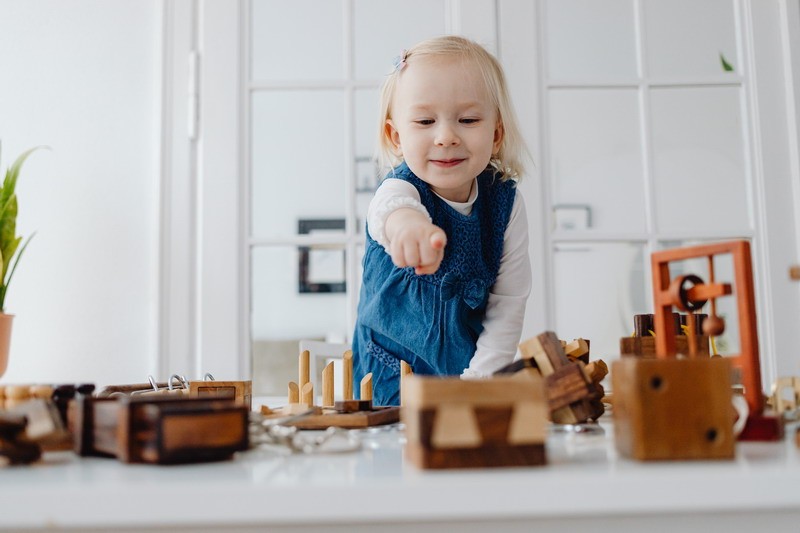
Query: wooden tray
265,406,400,430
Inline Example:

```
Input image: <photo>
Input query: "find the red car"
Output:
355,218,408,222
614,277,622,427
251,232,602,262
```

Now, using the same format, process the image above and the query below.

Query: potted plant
0,146,40,377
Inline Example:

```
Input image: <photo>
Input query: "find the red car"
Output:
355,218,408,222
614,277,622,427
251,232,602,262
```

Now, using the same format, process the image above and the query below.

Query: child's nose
434,123,460,146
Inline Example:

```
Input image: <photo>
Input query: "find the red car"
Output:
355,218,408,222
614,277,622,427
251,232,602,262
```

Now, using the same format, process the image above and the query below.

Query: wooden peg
360,373,373,402
5,385,31,409
322,362,334,407
299,350,310,389
400,361,412,406
301,382,314,407
343,350,353,400
288,381,299,404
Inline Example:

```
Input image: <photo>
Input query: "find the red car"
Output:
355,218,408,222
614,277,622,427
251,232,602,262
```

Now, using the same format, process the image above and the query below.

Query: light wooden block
612,357,735,460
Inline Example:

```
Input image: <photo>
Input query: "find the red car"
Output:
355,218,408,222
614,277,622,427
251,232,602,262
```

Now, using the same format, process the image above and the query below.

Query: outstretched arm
368,178,447,275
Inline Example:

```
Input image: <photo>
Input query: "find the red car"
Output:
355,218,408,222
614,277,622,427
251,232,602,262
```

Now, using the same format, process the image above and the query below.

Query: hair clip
392,49,408,72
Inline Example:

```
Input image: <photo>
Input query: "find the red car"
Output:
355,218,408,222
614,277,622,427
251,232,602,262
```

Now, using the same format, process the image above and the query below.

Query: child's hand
385,209,447,275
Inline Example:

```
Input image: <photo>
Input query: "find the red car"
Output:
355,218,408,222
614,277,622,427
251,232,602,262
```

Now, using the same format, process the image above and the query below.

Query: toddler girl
352,35,531,406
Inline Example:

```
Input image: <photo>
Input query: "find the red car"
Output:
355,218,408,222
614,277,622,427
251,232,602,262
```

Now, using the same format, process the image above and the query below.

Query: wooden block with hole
401,374,547,469
612,357,735,461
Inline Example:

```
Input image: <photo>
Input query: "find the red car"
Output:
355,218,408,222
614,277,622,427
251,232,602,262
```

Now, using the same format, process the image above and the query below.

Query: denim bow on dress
439,272,488,309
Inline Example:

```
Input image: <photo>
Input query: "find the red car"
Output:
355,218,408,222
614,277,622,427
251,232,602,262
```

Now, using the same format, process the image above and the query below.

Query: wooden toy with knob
613,240,781,461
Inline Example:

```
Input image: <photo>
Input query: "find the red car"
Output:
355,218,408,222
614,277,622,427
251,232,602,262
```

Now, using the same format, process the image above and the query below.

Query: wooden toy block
301,382,314,406
563,339,589,363
287,381,299,404
71,395,248,464
0,412,41,465
299,349,310,389
770,377,800,417
400,360,413,406
612,356,735,461
322,362,334,407
188,380,252,409
402,375,547,469
360,373,373,401
342,350,353,400
517,332,603,423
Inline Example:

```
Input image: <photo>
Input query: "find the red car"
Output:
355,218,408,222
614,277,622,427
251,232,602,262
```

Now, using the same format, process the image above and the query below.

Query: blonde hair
377,35,528,181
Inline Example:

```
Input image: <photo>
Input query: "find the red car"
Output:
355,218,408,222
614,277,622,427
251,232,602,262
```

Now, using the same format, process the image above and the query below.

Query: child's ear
493,121,505,154
386,119,403,156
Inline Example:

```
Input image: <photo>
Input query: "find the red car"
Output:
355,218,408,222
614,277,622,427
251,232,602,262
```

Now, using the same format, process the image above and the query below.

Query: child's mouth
430,159,465,168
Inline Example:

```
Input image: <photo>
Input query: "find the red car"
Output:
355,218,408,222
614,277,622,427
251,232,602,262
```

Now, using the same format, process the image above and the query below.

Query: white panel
198,0,242,379
251,90,346,238
645,0,739,79
553,243,647,363
252,247,348,339
251,0,344,81
545,0,637,81
549,89,646,233
0,0,161,384
650,86,749,234
353,0,447,79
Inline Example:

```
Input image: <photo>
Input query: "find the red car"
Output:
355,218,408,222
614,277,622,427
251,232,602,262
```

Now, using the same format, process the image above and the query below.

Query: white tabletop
1,421,799,532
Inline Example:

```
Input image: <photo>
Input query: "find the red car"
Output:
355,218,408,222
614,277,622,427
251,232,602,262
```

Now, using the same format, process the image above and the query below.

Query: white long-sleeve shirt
367,177,532,378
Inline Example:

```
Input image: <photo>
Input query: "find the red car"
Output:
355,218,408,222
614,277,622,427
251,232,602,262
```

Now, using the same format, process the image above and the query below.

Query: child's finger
429,231,447,250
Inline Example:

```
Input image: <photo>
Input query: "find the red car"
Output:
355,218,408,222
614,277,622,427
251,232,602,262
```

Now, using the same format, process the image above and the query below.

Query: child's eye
415,119,434,125
460,118,480,124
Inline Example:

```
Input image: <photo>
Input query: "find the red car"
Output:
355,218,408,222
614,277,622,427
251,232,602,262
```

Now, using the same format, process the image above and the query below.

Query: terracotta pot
0,313,13,377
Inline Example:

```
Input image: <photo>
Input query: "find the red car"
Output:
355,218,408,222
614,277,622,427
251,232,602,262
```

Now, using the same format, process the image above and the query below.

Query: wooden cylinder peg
360,373,373,402
342,350,353,400
299,350,310,389
400,361,412,406
322,362,334,407
288,381,299,404
301,382,314,406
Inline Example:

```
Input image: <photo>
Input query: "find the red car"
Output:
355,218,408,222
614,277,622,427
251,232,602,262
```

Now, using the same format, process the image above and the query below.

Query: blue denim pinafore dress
352,162,516,406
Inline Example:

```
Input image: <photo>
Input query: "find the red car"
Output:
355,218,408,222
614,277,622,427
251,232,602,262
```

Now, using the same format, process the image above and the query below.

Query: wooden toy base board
738,413,784,441
405,442,546,469
276,406,400,429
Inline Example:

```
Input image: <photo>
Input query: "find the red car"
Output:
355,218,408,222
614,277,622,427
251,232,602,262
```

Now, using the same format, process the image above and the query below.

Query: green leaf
0,194,17,256
720,53,734,72
1,236,21,282
1,233,34,312
1,146,46,207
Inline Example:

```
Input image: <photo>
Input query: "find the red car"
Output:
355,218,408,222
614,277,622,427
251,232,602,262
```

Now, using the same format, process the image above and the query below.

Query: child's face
386,56,503,203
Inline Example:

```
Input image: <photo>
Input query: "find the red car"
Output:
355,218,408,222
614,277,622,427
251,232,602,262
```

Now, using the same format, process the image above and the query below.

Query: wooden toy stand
614,241,780,460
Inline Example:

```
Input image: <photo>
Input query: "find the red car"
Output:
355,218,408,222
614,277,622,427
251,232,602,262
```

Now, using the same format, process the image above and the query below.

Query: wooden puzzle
613,240,781,461
260,349,401,429
505,332,606,424
71,395,249,464
402,374,548,469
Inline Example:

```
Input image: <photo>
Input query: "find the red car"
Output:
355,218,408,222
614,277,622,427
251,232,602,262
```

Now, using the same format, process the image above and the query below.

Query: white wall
0,0,162,384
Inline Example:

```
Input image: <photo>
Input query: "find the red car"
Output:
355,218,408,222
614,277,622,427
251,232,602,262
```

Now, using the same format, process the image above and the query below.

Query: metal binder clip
131,375,161,395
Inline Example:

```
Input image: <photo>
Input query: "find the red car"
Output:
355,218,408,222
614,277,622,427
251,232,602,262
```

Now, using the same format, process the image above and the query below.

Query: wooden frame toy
613,240,780,461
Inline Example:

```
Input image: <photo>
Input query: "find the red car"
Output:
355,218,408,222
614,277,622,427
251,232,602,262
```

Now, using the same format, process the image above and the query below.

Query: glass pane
252,246,349,395
251,0,344,81
645,0,738,78
251,90,346,238
549,89,646,233
353,0,446,79
545,0,638,80
650,87,749,234
553,242,648,366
